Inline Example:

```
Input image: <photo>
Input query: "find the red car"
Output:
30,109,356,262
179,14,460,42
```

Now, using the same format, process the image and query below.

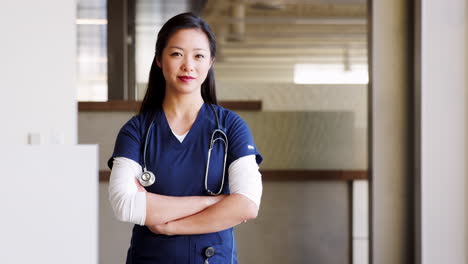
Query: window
77,0,194,101
294,63,368,84
135,0,190,99
76,0,108,101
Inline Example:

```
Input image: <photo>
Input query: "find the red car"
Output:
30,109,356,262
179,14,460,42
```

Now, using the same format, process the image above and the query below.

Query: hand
134,178,147,193
148,222,175,236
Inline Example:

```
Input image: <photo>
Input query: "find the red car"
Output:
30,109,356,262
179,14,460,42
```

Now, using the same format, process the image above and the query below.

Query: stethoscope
139,104,228,196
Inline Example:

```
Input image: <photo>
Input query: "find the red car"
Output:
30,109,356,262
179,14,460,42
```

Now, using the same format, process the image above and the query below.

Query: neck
162,91,204,118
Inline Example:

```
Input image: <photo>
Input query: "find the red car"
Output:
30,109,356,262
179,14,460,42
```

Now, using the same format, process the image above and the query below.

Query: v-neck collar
160,103,206,149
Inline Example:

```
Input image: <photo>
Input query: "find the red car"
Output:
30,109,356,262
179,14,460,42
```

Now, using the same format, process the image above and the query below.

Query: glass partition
76,0,108,101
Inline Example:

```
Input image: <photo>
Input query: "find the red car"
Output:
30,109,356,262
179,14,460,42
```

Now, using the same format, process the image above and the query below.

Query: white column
370,0,412,263
418,0,467,263
353,180,369,264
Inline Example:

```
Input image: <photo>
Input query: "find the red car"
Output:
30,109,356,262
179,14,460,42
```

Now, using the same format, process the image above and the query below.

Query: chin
175,86,200,95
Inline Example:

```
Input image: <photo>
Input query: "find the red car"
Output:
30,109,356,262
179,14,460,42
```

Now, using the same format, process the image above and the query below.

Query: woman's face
157,28,213,96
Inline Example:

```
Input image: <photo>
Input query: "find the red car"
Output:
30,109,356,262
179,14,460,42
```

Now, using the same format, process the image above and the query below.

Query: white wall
0,146,98,264
0,0,77,145
217,83,368,128
0,1,98,263
420,0,467,263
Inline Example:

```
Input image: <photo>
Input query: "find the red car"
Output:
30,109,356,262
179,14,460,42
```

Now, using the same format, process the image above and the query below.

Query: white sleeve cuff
108,157,146,226
228,155,263,208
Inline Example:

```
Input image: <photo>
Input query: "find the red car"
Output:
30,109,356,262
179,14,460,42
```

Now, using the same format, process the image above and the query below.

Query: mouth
178,76,196,83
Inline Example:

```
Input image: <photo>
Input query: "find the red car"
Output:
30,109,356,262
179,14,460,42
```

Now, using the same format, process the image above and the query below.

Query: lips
178,76,196,82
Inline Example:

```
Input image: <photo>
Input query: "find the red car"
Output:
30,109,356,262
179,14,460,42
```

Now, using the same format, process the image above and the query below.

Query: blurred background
77,0,369,263
1,0,466,264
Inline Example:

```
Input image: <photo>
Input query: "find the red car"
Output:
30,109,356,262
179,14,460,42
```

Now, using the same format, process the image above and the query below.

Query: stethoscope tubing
205,129,228,195
143,121,154,172
140,104,228,195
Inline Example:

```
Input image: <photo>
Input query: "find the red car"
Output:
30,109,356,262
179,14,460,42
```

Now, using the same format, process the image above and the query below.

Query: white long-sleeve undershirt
108,154,263,226
108,157,147,226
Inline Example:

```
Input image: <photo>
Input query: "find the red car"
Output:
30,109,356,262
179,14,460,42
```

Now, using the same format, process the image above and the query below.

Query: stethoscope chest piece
139,170,155,187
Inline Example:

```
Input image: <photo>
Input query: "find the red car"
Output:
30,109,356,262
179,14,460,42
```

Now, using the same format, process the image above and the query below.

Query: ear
156,58,162,68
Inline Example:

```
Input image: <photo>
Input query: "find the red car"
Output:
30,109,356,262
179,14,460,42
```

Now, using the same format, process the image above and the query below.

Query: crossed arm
142,185,258,235
109,156,261,236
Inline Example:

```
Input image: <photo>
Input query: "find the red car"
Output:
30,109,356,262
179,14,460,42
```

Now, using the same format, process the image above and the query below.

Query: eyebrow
167,46,208,51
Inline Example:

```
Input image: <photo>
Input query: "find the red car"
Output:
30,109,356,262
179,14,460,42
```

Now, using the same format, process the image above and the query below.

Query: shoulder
210,105,254,145
119,111,155,137
210,104,263,164
210,104,247,131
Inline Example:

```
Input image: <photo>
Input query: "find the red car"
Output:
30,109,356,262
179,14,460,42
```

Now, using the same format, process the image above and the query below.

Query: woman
107,12,263,263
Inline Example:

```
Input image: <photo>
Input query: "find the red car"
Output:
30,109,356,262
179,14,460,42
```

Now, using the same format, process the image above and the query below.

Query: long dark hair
139,12,217,115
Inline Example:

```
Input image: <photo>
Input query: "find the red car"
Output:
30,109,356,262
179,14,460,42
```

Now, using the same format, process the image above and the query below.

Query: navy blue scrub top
108,103,263,264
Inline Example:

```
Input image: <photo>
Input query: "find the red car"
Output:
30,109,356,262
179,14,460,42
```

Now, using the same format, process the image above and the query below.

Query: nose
181,57,195,72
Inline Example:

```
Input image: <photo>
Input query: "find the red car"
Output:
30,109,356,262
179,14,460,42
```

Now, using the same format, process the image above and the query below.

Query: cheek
161,68,175,84
161,62,175,77
200,62,212,74
198,70,211,84
198,64,210,76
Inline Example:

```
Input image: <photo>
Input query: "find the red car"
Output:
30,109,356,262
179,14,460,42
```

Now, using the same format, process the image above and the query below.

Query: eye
170,52,182,57
195,54,205,59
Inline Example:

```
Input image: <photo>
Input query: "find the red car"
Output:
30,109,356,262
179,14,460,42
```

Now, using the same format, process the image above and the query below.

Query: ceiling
200,0,368,69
